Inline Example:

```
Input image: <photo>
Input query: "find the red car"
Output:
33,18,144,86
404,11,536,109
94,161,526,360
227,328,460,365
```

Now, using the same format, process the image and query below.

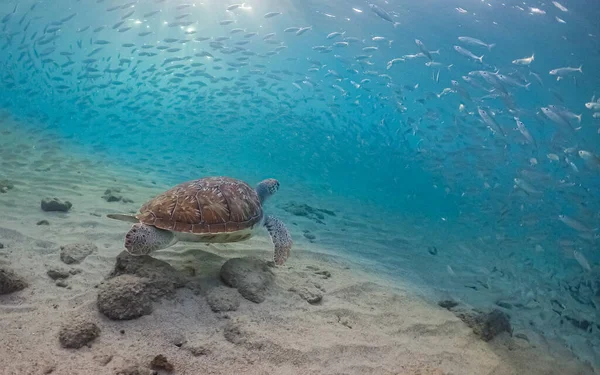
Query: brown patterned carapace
136,177,263,234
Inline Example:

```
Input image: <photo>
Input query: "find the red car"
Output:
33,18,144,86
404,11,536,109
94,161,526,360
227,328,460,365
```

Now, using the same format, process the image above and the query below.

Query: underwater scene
0,0,599,373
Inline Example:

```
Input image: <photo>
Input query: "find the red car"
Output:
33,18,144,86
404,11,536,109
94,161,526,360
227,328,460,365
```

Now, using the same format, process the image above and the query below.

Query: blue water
1,0,600,368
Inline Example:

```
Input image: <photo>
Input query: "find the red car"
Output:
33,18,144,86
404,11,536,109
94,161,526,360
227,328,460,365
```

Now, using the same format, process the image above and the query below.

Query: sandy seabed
0,119,594,375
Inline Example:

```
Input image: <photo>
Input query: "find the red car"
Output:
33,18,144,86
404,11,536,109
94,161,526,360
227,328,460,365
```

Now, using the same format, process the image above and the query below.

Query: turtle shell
137,177,263,234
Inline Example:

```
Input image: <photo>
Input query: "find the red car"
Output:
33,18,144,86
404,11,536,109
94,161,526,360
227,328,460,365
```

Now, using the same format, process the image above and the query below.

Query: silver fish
327,31,345,39
549,66,582,80
415,39,432,61
296,26,312,36
559,215,594,232
512,54,534,66
514,117,536,146
514,178,541,194
454,45,483,63
458,36,495,51
478,107,506,137
369,4,400,27
264,12,282,18
573,251,591,272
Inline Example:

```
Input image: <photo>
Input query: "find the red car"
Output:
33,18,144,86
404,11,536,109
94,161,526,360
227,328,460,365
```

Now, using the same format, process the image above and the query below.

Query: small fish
512,54,534,66
296,26,311,36
578,150,600,169
88,47,103,57
446,265,456,276
386,58,404,70
345,37,363,44
494,73,531,89
478,107,506,137
541,107,575,131
529,71,543,86
143,10,161,18
552,1,568,12
573,251,591,272
549,66,582,80
226,4,244,11
369,4,400,27
585,101,600,111
121,10,135,20
454,45,483,63
61,13,78,23
558,215,594,232
327,31,345,39
264,12,281,18
547,105,581,124
514,178,540,194
555,16,566,24
529,7,546,15
547,153,560,161
458,36,495,51
514,117,536,146
415,39,432,61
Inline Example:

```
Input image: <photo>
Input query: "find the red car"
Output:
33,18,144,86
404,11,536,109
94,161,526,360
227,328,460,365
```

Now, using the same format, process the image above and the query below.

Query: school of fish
0,0,598,274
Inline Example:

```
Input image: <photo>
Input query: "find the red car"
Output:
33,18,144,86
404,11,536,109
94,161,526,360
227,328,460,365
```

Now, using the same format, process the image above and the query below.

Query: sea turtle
107,177,292,265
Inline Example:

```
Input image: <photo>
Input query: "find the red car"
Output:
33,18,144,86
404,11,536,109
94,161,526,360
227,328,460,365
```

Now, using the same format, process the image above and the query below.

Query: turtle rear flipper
107,213,139,223
264,215,292,266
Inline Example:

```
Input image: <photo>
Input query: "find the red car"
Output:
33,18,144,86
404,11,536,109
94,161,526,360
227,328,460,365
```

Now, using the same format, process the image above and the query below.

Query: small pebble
315,270,331,279
188,346,209,356
41,198,72,212
93,354,113,366
0,267,27,294
303,232,316,240
55,280,68,288
515,333,530,342
58,320,100,349
438,300,459,310
47,269,70,280
150,355,174,372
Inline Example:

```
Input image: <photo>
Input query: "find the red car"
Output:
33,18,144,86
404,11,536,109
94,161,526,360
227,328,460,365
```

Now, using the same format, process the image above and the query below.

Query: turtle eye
271,181,279,192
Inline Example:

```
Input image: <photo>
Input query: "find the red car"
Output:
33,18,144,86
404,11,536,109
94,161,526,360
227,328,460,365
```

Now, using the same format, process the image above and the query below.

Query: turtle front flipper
264,215,292,265
124,223,178,255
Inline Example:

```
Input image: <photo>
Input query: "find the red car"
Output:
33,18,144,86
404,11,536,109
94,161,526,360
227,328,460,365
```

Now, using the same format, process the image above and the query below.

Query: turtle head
256,178,280,203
